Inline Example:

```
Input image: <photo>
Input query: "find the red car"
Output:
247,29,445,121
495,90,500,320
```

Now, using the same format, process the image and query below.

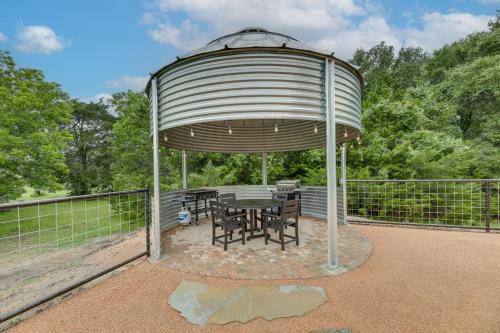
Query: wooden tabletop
226,199,280,210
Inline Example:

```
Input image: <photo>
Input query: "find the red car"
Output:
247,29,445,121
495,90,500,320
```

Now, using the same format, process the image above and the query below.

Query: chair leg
280,224,285,251
224,228,228,251
295,222,299,246
212,223,215,245
242,220,246,245
264,220,269,245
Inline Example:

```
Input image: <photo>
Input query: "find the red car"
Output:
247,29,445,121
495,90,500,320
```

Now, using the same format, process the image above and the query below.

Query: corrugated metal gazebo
146,27,363,268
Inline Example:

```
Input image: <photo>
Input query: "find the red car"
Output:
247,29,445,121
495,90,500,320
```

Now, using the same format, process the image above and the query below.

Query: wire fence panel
0,189,150,323
346,180,500,230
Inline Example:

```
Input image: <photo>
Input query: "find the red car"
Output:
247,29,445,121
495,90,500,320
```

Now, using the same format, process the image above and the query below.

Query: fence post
145,185,151,256
485,180,491,233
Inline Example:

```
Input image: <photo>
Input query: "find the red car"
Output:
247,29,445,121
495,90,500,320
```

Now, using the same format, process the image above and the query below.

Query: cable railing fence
0,188,150,324
346,179,499,231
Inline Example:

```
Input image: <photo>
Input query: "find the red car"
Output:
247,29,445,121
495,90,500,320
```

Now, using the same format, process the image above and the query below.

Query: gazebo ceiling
148,28,363,153
162,120,358,153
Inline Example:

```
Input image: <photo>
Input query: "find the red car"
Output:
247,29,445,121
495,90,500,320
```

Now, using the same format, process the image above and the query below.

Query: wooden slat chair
210,200,246,251
264,192,289,230
262,199,300,251
219,192,251,230
271,192,288,220
219,193,239,216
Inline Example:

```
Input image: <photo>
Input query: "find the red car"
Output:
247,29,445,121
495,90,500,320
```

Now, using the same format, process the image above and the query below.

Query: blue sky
0,0,497,100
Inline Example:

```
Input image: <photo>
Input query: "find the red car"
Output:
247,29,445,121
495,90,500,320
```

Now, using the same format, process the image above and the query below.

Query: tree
424,12,499,84
438,55,500,141
110,91,182,191
63,100,116,195
0,51,71,202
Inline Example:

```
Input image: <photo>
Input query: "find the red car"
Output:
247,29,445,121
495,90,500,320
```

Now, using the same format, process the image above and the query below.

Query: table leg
204,197,208,218
250,209,255,239
195,199,199,225
298,192,302,216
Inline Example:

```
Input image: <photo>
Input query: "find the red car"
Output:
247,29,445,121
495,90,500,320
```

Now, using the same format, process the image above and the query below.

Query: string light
274,121,278,133
190,128,194,137
357,133,361,144
344,129,348,138
314,122,318,134
228,125,232,134
163,134,168,142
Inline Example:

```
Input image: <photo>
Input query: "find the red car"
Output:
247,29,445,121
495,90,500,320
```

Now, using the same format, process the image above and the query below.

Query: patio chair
219,193,239,216
271,192,288,214
267,192,289,230
210,200,246,251
262,199,300,251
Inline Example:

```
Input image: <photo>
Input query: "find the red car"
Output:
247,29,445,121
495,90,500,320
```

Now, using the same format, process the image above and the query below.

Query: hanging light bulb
228,125,232,135
357,133,361,144
190,128,194,137
314,122,318,134
344,128,348,138
163,134,168,142
274,121,278,133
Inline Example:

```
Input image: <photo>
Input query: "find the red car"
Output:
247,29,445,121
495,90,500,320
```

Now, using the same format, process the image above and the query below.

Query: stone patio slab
159,216,372,280
169,280,327,325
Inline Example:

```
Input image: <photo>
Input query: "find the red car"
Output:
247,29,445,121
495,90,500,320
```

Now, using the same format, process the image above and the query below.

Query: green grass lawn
0,194,146,255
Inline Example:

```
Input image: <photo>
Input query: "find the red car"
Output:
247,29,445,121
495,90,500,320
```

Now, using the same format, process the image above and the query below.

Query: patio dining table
226,199,281,241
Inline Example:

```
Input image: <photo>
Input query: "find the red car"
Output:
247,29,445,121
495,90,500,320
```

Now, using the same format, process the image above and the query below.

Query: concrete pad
169,280,327,325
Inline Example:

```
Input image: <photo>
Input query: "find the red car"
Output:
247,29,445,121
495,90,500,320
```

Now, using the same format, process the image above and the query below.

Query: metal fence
346,179,500,231
0,188,150,323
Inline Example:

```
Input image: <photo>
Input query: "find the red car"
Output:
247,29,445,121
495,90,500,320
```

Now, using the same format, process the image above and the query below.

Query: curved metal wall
156,52,325,129
152,50,361,152
159,185,343,231
335,63,362,130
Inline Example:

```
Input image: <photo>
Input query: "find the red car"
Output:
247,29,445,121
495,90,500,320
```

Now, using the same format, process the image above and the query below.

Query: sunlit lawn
0,195,146,255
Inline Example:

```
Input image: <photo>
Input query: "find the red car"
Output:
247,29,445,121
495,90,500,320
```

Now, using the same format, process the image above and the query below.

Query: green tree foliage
438,55,500,141
424,12,500,84
0,51,71,202
343,15,500,181
63,100,116,195
110,91,154,190
110,91,182,191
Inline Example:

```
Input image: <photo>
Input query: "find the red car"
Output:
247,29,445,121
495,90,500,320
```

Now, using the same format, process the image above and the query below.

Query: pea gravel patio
7,225,500,332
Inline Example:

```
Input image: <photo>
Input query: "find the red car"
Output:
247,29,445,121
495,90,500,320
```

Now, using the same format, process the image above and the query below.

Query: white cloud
107,75,149,92
141,12,160,25
402,12,493,50
316,16,402,58
0,32,7,42
143,1,494,59
78,93,113,104
148,20,209,51
77,93,116,114
17,25,66,54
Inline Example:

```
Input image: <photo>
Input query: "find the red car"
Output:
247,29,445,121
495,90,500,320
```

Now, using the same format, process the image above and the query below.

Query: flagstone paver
168,280,327,325
159,216,372,279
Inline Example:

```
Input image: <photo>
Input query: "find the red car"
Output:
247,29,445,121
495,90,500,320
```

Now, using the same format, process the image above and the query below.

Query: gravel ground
7,225,500,333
